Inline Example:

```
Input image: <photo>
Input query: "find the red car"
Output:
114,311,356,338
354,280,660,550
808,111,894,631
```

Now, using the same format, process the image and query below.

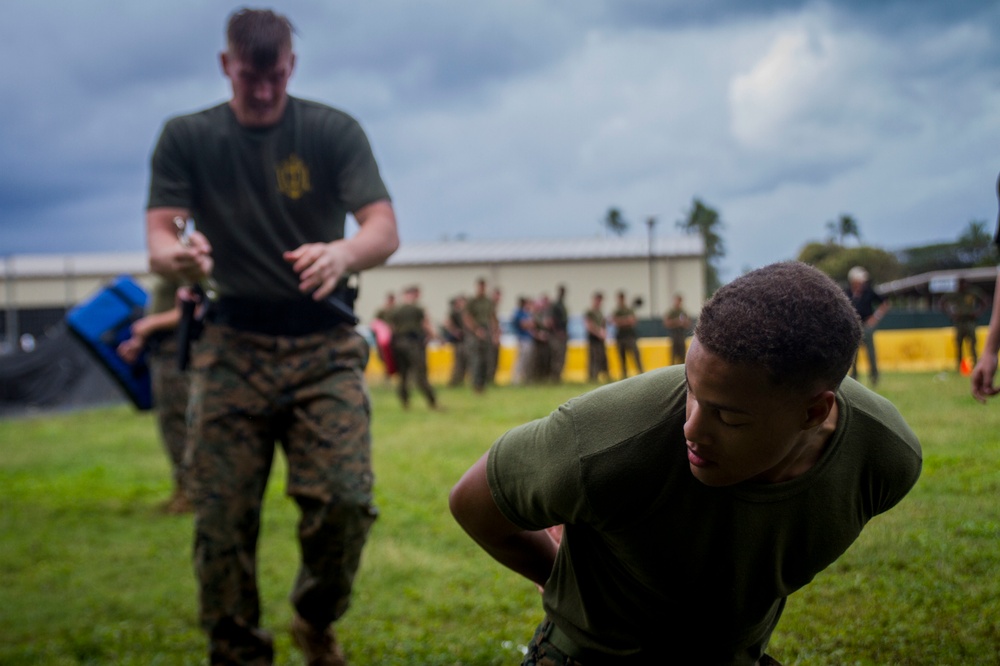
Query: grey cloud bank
2,0,998,281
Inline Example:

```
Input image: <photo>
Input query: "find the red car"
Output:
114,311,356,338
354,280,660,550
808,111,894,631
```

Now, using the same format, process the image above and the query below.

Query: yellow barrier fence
366,328,981,385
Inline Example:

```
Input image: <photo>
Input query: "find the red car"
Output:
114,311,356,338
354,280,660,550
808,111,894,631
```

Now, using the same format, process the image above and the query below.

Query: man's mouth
686,444,714,468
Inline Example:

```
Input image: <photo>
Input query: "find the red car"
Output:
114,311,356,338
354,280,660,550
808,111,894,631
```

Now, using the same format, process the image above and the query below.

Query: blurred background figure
846,266,889,386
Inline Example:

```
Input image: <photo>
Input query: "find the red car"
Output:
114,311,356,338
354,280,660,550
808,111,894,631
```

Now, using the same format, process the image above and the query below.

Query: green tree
797,241,842,267
825,213,861,245
957,219,996,266
603,207,629,236
895,219,997,274
677,198,725,296
797,244,902,285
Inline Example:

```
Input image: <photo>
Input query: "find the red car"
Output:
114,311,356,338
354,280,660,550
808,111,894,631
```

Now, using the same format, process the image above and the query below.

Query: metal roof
878,265,999,296
0,252,148,278
0,234,704,278
386,234,704,266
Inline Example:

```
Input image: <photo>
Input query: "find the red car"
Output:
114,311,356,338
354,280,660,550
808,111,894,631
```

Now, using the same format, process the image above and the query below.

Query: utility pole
646,216,657,317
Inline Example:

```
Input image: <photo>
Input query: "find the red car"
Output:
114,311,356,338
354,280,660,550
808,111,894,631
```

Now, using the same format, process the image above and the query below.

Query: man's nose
683,400,708,444
254,82,274,101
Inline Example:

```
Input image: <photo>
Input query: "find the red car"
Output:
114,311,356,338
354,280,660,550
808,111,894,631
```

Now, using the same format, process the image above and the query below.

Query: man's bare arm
449,452,559,588
971,271,1000,402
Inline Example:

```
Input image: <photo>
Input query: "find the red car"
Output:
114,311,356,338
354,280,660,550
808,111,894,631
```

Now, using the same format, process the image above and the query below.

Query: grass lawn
1,372,998,665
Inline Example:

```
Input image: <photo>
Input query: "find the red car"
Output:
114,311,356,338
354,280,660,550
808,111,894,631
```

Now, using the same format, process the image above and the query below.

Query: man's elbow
447,481,470,527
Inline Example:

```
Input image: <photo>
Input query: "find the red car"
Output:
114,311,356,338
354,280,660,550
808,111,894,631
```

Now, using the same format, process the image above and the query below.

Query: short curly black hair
694,261,862,392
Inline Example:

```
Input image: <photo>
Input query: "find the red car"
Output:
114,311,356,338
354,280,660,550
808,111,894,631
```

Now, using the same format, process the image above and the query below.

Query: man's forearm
983,273,1000,356
345,200,399,272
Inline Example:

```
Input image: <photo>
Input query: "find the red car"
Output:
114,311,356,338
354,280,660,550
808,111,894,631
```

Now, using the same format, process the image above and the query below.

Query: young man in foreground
450,261,922,665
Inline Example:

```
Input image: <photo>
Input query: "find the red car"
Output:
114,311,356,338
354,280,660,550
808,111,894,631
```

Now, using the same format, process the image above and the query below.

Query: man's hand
161,230,213,282
147,208,213,282
284,241,352,301
971,352,1000,403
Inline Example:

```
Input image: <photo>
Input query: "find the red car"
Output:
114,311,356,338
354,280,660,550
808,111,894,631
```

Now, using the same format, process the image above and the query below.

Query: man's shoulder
837,378,922,461
164,102,230,128
569,367,686,447
289,97,364,130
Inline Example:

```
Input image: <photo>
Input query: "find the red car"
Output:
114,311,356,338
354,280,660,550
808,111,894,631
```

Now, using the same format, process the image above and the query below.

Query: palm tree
825,214,861,245
957,219,995,266
678,198,725,295
603,207,629,236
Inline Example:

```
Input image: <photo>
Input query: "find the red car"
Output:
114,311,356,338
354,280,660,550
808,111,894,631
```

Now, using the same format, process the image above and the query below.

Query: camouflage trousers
616,335,644,378
587,340,608,381
465,335,492,391
187,323,377,665
390,335,436,407
955,321,978,367
148,336,191,496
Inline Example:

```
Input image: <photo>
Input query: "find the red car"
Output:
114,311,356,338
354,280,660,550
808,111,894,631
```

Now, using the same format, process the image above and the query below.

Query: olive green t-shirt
613,306,636,337
388,303,426,337
147,97,390,300
465,295,495,329
584,308,604,341
487,367,922,663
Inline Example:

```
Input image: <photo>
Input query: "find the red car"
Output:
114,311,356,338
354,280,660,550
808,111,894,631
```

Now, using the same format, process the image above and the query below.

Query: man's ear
219,51,230,78
802,390,836,429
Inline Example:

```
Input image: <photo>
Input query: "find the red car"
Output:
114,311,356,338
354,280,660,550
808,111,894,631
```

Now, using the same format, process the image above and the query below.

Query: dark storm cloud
2,0,999,277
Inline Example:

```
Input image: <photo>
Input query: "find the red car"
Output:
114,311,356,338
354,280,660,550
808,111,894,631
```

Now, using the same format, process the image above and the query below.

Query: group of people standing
585,290,693,382
377,281,697,393
510,284,569,385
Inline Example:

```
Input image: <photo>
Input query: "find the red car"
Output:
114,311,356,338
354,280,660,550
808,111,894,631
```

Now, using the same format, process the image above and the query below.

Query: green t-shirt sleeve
487,405,591,531
321,112,391,212
147,117,194,210
486,368,688,532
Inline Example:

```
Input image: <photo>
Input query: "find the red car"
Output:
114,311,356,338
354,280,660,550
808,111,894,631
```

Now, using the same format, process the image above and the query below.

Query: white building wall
357,256,705,327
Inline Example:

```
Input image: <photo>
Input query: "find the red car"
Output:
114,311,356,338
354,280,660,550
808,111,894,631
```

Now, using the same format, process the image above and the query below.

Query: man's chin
233,104,283,128
688,464,736,488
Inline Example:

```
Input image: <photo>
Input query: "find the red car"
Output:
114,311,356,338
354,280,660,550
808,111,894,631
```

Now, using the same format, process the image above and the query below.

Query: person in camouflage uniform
584,292,609,383
548,285,569,383
144,9,399,665
444,295,468,387
612,290,644,378
663,293,692,366
116,276,192,514
386,285,438,409
463,278,498,393
941,279,988,372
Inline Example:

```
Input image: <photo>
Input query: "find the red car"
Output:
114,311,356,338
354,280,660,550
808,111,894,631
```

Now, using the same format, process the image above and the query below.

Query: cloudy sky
3,0,999,280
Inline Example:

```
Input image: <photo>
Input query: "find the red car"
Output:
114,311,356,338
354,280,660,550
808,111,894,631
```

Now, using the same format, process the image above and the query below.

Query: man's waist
208,296,354,336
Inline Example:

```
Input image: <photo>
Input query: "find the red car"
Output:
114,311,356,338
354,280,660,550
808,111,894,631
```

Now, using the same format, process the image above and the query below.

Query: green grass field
1,372,998,665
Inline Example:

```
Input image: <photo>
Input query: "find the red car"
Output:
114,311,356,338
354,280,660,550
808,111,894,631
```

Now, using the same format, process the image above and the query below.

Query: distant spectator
549,285,569,383
612,290,644,378
846,266,889,386
444,295,468,387
663,293,692,365
940,279,987,373
584,291,609,383
510,297,535,385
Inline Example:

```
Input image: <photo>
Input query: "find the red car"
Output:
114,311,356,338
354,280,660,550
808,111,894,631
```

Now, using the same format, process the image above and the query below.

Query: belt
209,296,352,336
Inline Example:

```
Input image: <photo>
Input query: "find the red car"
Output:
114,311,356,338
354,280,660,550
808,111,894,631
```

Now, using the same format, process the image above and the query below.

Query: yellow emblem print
276,154,312,200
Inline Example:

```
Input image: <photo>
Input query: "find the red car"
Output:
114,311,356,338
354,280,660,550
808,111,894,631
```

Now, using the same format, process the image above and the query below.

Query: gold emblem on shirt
276,154,311,200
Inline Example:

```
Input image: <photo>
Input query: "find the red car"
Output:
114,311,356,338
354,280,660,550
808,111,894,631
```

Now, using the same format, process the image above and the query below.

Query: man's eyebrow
684,368,753,415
